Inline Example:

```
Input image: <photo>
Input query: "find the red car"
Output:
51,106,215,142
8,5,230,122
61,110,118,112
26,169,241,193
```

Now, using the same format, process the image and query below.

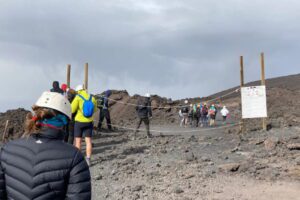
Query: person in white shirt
220,106,229,124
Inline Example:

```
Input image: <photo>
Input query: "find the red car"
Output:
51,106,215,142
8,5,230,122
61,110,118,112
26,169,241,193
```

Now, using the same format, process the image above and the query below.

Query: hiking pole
2,120,9,143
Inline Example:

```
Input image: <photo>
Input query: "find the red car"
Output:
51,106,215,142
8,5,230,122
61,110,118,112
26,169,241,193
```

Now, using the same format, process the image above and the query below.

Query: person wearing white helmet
0,91,91,199
71,84,97,167
180,100,189,128
133,93,152,139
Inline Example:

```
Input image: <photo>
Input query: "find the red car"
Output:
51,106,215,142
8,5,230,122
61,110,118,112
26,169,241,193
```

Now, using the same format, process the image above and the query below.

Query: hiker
0,91,91,199
188,104,194,127
60,83,74,144
50,81,64,94
64,88,77,144
215,103,219,117
134,93,152,139
195,104,201,127
97,90,112,131
178,108,184,127
71,84,97,166
209,104,217,127
61,83,68,97
201,103,208,127
220,106,229,124
180,100,189,128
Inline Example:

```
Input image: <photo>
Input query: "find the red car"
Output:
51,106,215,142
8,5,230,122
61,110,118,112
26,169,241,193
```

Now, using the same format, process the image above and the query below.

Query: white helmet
75,84,84,92
184,100,188,104
35,91,72,119
145,93,150,98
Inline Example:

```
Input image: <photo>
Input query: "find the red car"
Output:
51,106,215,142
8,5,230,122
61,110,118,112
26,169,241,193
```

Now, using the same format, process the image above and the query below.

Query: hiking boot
86,157,91,167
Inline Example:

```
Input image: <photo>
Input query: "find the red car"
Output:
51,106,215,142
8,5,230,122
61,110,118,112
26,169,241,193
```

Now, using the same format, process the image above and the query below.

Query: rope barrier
94,89,241,134
101,89,240,109
95,121,241,134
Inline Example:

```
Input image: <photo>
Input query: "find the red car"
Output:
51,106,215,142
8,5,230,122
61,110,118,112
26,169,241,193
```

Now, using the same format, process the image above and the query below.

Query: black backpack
181,106,189,113
137,97,149,110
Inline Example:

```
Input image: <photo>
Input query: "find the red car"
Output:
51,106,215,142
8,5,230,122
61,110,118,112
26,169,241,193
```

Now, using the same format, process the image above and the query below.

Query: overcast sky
0,0,299,111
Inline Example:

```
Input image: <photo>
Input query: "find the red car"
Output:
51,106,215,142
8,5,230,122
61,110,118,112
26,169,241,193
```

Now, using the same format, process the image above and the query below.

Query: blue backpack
78,94,94,118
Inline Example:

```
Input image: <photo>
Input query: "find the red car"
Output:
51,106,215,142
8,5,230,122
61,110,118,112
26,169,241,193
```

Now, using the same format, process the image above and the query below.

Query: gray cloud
0,0,300,111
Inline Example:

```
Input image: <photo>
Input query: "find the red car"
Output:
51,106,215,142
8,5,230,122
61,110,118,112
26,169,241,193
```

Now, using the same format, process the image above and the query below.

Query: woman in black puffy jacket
0,91,91,200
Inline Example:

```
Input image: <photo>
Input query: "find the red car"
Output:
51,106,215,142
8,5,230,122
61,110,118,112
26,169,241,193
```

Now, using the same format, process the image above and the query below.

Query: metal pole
260,53,267,131
67,64,71,88
84,63,88,90
240,56,245,133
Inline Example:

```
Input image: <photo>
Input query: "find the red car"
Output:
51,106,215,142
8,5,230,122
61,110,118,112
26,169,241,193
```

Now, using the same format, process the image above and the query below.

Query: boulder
287,143,300,150
218,163,240,172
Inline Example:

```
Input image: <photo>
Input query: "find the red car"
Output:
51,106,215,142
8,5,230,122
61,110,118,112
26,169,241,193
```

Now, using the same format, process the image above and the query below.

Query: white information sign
241,86,267,119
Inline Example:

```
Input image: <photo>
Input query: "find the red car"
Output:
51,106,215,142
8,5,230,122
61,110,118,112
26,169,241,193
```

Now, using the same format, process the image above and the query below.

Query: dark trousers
135,117,150,135
194,117,200,127
63,121,74,145
98,109,112,130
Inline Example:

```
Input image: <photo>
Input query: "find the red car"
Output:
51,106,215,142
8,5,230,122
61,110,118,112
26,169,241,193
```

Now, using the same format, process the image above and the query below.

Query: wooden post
240,56,245,133
240,56,244,87
67,64,71,88
260,53,267,131
2,120,9,143
84,63,88,90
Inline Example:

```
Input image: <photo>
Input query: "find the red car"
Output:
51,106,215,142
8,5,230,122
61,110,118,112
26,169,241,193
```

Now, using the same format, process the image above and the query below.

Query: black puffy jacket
0,128,91,200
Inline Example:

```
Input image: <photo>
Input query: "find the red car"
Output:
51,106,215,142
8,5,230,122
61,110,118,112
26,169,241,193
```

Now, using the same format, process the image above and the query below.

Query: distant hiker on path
180,100,189,128
178,108,184,127
134,93,152,140
50,81,64,94
201,103,208,127
188,104,194,127
220,106,230,124
0,91,91,200
209,104,217,127
71,84,97,167
195,104,201,127
97,90,112,131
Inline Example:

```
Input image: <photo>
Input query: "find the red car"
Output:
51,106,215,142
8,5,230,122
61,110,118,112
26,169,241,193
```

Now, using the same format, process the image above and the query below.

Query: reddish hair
24,106,56,136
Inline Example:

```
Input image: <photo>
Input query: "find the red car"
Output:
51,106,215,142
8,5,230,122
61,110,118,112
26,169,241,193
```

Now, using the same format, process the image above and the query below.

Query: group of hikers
0,81,154,200
0,81,229,199
50,81,115,166
179,100,230,128
0,81,94,199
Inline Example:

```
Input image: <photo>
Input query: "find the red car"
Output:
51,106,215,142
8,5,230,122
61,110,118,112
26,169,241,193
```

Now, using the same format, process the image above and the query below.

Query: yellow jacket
71,90,97,123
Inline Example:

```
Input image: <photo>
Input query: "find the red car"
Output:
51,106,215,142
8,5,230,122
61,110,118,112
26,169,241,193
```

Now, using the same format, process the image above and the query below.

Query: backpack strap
77,94,88,102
